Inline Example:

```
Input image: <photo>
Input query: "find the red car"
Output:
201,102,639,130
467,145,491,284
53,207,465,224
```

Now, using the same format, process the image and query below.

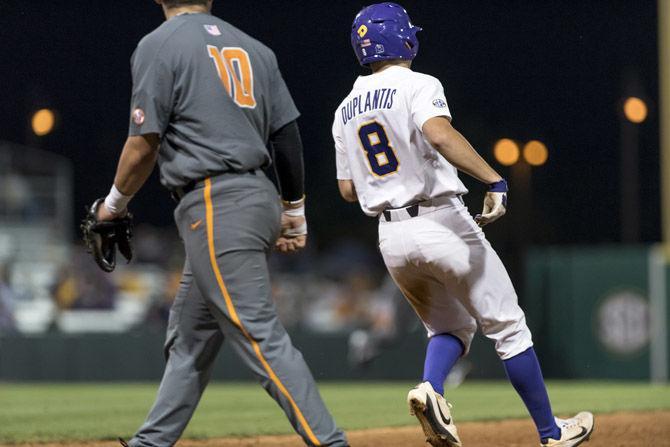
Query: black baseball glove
81,198,133,272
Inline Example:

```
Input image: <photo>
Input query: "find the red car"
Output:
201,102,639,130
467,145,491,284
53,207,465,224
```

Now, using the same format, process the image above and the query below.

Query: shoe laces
563,421,580,431
556,416,579,430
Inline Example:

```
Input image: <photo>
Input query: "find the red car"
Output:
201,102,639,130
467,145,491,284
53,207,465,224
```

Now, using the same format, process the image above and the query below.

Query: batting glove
474,179,508,227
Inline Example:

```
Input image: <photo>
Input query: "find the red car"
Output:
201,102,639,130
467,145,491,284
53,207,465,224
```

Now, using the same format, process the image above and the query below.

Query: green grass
1,381,669,443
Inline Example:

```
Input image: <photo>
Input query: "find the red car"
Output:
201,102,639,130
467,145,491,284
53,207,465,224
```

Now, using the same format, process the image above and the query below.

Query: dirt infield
5,411,669,447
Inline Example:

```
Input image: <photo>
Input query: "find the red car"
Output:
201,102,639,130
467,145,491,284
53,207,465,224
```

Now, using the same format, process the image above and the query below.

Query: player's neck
370,60,412,74
163,5,210,20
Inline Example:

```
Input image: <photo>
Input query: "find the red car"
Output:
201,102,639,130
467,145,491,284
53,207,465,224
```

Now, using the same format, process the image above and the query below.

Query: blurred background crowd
0,155,403,339
0,213,399,338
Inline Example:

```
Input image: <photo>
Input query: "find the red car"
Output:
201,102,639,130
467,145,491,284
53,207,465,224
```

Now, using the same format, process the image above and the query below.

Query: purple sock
422,334,464,395
503,347,561,441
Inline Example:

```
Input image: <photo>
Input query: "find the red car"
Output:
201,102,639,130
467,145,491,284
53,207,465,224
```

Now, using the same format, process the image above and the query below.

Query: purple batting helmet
351,2,422,66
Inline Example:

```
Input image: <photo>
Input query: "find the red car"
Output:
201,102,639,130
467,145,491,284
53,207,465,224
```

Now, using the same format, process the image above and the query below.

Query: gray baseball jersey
128,12,299,190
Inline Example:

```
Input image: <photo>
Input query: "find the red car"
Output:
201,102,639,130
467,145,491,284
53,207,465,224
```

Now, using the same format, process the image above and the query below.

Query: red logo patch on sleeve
132,108,145,126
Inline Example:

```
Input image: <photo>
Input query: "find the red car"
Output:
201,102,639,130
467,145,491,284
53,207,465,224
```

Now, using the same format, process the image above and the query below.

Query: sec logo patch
432,99,447,108
132,108,145,126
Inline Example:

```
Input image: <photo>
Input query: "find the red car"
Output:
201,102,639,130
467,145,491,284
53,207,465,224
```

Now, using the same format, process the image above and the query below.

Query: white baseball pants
378,195,533,360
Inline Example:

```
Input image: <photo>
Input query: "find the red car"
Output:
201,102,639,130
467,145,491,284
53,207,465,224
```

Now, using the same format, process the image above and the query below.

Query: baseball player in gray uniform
95,1,348,446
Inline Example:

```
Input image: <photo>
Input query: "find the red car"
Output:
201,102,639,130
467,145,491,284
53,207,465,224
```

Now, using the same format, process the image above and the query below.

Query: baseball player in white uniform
333,3,595,447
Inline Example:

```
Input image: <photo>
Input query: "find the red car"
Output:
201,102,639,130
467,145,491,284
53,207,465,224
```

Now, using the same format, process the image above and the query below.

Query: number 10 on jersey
207,46,257,108
358,121,399,176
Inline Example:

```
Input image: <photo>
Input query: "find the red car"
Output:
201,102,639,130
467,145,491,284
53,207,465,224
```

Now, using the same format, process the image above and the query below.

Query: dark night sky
0,0,661,253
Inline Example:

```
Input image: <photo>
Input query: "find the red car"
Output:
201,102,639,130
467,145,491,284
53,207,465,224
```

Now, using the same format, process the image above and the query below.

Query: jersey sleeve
411,76,452,131
332,118,352,180
128,39,175,137
268,52,300,134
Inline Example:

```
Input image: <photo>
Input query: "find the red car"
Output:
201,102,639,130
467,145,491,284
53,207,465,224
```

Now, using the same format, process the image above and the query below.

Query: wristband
104,185,133,215
284,223,307,236
488,179,508,193
281,195,306,209
283,203,305,218
282,201,307,236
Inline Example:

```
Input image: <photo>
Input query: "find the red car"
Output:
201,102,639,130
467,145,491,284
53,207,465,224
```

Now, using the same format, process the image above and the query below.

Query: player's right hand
275,214,307,253
474,179,508,227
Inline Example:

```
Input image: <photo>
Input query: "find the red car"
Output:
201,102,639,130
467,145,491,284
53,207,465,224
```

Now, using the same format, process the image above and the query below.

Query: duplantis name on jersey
341,88,397,125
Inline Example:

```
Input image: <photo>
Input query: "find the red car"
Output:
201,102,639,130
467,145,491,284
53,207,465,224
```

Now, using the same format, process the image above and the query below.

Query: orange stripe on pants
203,178,321,446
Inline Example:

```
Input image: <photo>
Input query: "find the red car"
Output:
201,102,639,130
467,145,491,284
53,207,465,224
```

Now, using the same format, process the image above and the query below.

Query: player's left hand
96,202,127,222
474,179,508,227
276,234,307,253
275,198,308,254
81,198,134,272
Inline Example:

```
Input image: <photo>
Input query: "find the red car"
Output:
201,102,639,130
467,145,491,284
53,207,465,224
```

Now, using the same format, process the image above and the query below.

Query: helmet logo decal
357,25,368,38
375,44,385,54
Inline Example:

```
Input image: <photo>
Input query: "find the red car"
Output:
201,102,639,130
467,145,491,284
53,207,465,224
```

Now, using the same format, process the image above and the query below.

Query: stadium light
493,138,520,166
623,97,648,124
523,140,549,166
32,108,56,136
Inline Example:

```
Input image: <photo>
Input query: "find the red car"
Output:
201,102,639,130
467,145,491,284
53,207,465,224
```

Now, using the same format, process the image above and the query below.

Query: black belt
380,195,464,222
170,170,258,203
382,203,419,222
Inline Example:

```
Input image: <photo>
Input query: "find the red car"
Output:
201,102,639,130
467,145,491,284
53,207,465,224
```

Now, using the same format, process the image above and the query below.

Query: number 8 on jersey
358,121,399,177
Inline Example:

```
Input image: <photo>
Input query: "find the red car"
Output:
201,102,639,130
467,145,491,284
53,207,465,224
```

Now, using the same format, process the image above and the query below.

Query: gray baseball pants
129,172,347,447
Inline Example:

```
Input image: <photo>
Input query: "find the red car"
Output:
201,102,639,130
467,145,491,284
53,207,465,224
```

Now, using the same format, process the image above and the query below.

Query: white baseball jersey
332,66,468,216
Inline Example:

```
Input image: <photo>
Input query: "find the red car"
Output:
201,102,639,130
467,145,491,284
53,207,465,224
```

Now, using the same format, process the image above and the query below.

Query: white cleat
407,382,462,447
543,411,595,447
